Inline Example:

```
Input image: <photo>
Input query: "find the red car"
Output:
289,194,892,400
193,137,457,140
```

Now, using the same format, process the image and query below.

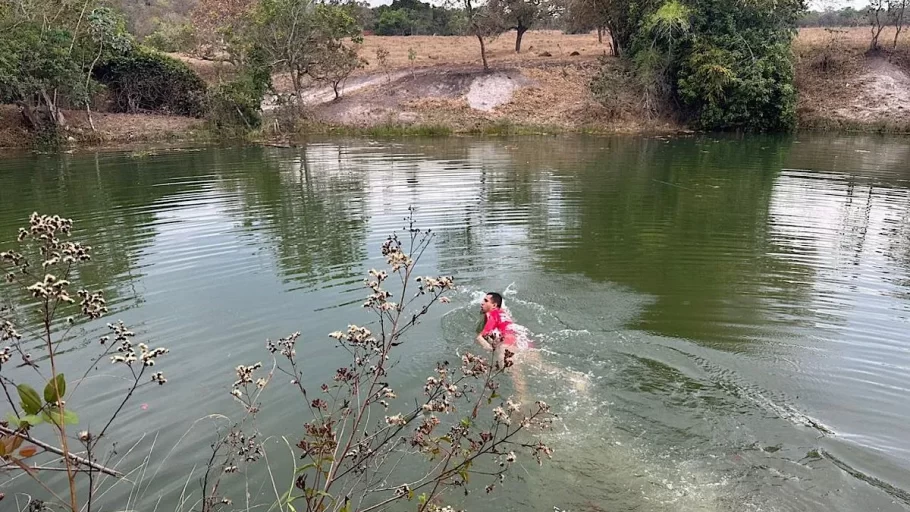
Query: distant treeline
799,7,881,27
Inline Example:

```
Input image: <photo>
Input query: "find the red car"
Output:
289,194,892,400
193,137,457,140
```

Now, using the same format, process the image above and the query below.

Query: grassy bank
2,28,909,150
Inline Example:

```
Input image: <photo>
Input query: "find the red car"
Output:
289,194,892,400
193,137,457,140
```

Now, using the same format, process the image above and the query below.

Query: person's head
481,292,503,313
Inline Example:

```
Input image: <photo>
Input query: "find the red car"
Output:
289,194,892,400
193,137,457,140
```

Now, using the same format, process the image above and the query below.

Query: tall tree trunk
515,25,527,53
477,33,489,71
293,72,304,107
86,44,103,132
893,1,907,50
611,32,621,58
597,26,603,44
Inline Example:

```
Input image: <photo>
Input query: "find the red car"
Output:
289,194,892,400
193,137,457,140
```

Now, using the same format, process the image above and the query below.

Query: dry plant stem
318,231,425,509
1,375,22,417
42,297,78,512
0,425,122,477
9,458,69,504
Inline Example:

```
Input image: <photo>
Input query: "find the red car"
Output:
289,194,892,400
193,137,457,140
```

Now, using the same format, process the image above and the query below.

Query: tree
488,0,550,52
869,0,887,49
889,0,908,50
0,0,119,135
251,0,364,104
456,0,506,70
308,4,367,99
377,8,416,35
191,0,258,61
563,0,662,57
83,7,132,131
671,0,805,130
588,0,805,131
0,24,84,133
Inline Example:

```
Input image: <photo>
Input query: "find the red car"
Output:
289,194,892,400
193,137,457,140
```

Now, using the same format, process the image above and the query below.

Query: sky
809,0,867,9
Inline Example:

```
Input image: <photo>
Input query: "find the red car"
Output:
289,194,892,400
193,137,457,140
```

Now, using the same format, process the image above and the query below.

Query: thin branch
0,425,121,477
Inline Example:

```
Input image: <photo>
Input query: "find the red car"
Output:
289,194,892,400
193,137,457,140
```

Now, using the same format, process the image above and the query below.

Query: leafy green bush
673,0,801,131
93,47,207,117
143,23,196,53
677,41,797,131
205,55,271,132
0,23,86,133
597,0,802,132
206,78,264,131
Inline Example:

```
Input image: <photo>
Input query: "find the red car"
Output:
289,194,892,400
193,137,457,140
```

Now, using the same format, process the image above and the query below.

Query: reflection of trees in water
225,146,368,288
7,136,910,351
537,135,820,349
0,150,224,313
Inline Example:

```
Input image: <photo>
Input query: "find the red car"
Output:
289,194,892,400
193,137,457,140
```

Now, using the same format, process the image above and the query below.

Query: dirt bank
2,28,909,149
796,27,910,132
0,106,205,148
282,28,910,135
289,59,675,134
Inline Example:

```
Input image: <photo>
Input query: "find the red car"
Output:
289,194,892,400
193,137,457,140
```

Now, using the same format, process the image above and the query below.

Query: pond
1,134,909,511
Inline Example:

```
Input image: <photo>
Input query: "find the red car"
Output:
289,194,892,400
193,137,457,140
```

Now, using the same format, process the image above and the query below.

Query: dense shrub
674,0,801,131
143,23,196,53
0,23,86,132
93,47,207,116
205,55,271,132
595,0,803,132
677,42,797,131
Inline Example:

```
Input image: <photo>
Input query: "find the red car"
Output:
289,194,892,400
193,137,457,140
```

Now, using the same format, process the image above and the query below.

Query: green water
1,134,910,511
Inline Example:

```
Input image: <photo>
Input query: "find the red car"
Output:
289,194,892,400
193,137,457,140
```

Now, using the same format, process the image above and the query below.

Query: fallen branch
0,426,122,477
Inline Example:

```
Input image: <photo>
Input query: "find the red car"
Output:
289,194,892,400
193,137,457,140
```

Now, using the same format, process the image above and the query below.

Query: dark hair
486,292,503,308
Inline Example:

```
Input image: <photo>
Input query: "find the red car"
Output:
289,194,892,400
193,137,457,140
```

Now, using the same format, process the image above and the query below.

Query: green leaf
43,374,66,404
62,409,79,425
417,493,428,505
40,407,78,426
6,412,21,428
294,462,317,473
287,503,297,512
20,414,43,427
17,384,42,415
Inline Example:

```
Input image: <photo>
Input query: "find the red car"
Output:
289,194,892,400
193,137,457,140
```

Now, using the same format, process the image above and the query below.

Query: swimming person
476,292,530,367
475,290,588,402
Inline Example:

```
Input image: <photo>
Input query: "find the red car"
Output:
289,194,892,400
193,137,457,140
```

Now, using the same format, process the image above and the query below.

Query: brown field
794,27,910,131
359,30,609,72
4,28,910,148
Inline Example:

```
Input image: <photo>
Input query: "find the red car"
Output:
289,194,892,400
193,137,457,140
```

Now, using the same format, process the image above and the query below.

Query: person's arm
476,312,496,351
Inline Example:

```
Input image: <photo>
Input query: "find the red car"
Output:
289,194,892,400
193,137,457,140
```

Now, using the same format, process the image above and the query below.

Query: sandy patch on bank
465,72,532,111
833,57,910,123
298,58,675,133
795,27,910,130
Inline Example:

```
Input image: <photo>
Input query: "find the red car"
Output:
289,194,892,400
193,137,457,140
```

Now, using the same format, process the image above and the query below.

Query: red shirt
481,308,514,337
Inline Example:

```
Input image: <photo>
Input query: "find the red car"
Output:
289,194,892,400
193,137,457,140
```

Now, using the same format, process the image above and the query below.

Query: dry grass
301,31,679,134
794,26,910,131
168,53,235,84
0,105,206,148
360,30,611,72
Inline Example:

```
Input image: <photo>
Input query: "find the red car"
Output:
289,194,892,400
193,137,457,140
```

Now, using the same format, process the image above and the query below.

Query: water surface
1,134,909,511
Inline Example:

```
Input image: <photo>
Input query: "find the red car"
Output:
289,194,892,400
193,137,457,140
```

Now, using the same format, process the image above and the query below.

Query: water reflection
2,134,910,511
